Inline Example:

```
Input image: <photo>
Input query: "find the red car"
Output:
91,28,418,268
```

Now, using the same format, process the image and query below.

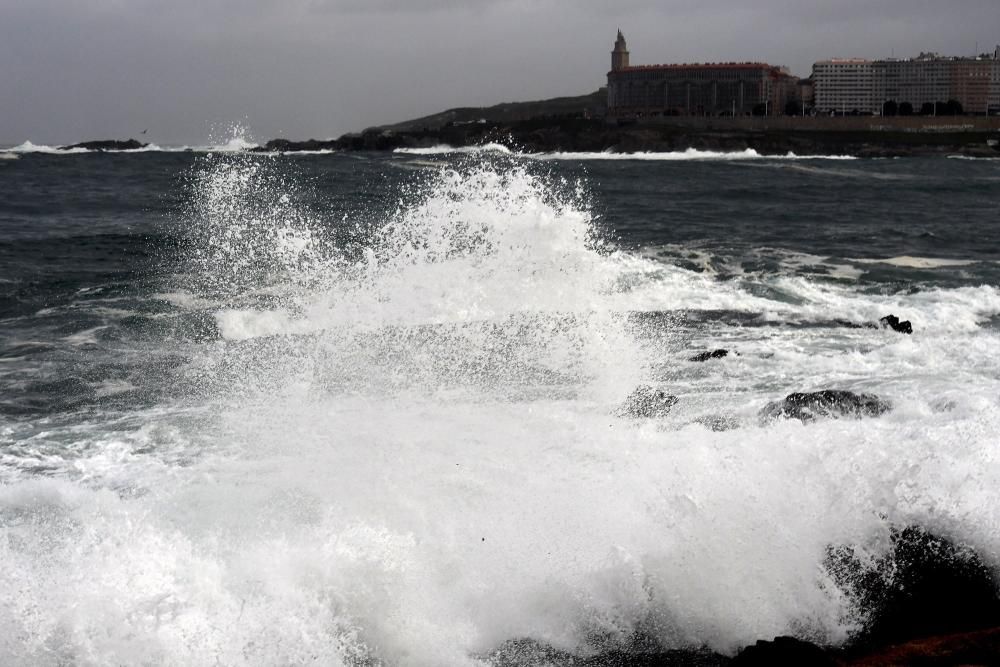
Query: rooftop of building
815,51,1000,66
616,62,782,72
814,59,873,65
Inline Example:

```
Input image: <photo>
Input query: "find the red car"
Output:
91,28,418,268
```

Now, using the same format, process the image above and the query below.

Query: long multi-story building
992,48,1000,112
606,31,797,117
813,49,1000,115
813,59,877,114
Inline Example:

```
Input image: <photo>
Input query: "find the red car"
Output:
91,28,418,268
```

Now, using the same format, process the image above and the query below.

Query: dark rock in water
827,526,1000,651
689,349,729,363
879,314,913,334
760,389,891,422
731,636,834,666
258,138,339,153
619,385,678,418
61,139,147,151
580,648,731,666
486,527,1000,667
834,315,912,333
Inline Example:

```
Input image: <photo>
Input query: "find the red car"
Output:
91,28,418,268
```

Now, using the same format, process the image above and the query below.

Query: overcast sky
2,0,998,145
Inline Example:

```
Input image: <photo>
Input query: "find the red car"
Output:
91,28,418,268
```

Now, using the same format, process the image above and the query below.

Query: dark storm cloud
2,0,998,145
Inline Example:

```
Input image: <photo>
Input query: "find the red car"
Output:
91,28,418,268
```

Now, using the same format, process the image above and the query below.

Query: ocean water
1,146,999,665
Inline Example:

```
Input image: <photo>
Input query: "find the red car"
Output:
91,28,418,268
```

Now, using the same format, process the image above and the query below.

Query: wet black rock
619,385,678,418
879,314,913,334
61,139,147,151
689,349,729,363
827,526,1000,651
258,138,339,152
834,314,912,333
730,636,834,666
760,389,891,422
580,648,730,666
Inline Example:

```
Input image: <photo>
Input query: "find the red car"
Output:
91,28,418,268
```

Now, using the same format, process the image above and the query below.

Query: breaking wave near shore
1,149,1000,665
393,145,857,161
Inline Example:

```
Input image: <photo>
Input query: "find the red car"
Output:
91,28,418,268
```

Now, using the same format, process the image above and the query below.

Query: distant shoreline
261,116,1000,158
6,116,1000,159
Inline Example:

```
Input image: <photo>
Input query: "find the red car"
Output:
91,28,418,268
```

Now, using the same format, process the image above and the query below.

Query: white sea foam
947,154,1000,161
851,255,980,269
531,148,858,161
201,136,260,152
629,261,1000,332
63,326,110,347
394,143,513,155
738,162,919,180
3,130,260,155
280,149,338,155
2,153,1000,665
7,140,89,154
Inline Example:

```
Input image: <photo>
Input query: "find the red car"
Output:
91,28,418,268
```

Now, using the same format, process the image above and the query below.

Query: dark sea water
1,145,999,664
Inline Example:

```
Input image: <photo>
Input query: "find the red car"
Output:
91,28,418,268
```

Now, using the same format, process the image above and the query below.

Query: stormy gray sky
2,0,998,145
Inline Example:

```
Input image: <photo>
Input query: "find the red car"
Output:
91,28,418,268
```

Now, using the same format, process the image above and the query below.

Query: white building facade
812,59,877,114
813,48,1000,115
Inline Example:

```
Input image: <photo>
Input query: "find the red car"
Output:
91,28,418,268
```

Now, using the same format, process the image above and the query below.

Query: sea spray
185,151,645,404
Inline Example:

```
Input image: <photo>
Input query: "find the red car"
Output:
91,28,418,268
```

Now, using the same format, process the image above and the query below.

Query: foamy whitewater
393,145,857,161
1,148,999,665
3,133,262,155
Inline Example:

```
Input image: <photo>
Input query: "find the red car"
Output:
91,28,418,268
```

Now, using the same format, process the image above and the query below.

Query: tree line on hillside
782,99,968,117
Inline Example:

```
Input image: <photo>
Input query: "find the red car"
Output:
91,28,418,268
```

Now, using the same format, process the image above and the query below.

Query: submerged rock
619,385,678,418
760,389,891,422
879,314,913,334
689,349,730,362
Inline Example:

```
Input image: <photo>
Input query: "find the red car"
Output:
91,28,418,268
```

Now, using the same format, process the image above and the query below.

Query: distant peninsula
260,88,1000,158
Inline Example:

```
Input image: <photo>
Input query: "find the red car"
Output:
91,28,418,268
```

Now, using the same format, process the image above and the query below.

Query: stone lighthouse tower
612,30,629,71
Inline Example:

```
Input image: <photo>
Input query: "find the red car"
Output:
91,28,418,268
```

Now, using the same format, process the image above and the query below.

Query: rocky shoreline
580,315,1000,666
485,525,1000,666
47,118,1000,158
259,116,1000,158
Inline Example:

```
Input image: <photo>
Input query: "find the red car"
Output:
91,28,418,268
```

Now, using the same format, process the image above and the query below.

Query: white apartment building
813,48,1000,115
812,59,877,114
991,58,1000,114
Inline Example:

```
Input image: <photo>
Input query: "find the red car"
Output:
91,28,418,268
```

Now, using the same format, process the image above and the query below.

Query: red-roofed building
606,32,798,117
